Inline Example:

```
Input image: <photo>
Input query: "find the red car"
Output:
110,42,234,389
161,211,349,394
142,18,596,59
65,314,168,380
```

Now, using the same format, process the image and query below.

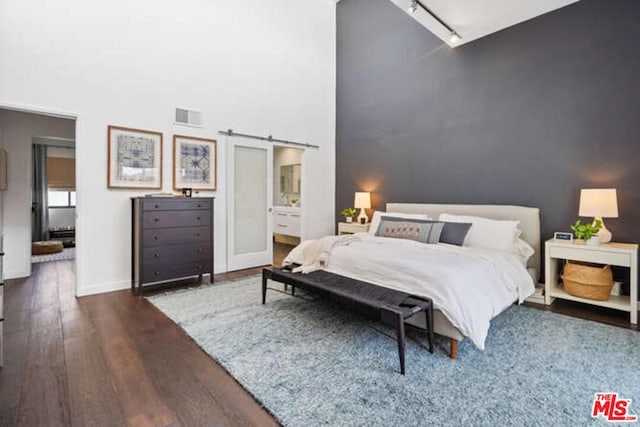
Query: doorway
31,137,76,264
0,106,77,282
272,146,304,266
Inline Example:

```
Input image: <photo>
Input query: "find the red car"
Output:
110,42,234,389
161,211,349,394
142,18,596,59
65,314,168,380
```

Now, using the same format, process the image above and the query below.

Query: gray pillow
375,218,444,244
438,222,472,246
378,216,471,246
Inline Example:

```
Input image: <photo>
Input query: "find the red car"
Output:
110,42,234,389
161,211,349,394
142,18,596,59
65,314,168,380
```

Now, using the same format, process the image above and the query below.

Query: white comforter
284,233,534,349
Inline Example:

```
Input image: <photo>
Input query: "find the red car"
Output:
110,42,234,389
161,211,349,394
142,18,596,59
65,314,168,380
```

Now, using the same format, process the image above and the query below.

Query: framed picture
173,135,217,191
108,125,163,189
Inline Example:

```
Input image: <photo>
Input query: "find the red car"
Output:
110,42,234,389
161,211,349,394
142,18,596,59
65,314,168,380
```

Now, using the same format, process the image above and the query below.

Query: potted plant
571,219,602,245
341,207,356,223
290,197,299,207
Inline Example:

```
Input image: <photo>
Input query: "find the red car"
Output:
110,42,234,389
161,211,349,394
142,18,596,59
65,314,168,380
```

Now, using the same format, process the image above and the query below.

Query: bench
262,266,434,375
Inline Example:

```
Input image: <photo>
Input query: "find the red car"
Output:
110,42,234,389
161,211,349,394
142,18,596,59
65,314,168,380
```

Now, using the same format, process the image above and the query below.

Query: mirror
280,163,301,194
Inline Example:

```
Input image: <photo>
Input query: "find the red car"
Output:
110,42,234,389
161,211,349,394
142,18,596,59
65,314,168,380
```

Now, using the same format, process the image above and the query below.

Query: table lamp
579,188,618,243
354,192,371,224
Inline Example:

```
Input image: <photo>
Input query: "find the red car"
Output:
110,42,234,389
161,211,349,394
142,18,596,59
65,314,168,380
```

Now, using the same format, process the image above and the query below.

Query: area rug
31,247,75,264
148,276,640,426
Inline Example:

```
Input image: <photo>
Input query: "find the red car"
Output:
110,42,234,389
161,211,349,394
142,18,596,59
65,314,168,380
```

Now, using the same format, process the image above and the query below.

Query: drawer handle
154,217,159,222
153,235,159,240
154,271,160,276
197,248,203,253
197,204,202,208
154,204,159,209
277,224,288,227
277,213,287,216
196,264,202,270
197,216,201,221
154,253,159,258
196,233,201,237
291,214,301,217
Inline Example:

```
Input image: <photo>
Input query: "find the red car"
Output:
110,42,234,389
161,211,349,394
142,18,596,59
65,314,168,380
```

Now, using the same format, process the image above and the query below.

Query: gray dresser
0,235,4,367
131,197,214,295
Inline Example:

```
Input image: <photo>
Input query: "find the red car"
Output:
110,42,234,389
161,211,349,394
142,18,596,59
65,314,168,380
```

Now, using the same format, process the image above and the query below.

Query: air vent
175,108,203,127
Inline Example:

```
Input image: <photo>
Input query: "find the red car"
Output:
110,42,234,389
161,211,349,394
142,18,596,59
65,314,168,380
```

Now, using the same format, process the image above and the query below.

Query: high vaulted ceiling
389,0,580,47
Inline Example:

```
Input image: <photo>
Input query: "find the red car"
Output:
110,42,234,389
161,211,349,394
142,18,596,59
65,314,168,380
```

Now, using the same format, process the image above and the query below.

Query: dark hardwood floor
2,241,636,426
0,260,281,426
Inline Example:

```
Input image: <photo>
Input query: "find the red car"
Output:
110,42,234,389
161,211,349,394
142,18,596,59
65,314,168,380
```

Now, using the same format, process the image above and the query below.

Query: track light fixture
407,0,417,14
406,0,462,45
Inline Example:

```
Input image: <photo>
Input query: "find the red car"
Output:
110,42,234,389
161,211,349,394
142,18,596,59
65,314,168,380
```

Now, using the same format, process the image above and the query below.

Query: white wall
0,0,336,295
0,110,75,278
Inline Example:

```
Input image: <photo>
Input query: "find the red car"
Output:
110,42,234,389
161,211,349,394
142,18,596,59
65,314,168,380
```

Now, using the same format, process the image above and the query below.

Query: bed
285,203,540,358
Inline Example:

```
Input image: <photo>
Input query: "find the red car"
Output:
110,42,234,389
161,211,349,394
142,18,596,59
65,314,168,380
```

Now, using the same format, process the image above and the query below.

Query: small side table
545,239,638,324
338,222,370,235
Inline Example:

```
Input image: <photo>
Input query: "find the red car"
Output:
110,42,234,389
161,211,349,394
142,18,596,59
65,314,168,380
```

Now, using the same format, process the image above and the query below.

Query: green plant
341,207,356,218
290,197,298,204
571,219,602,240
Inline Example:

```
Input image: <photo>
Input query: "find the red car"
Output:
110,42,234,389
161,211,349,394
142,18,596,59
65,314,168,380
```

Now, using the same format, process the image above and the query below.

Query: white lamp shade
354,192,371,209
579,188,618,218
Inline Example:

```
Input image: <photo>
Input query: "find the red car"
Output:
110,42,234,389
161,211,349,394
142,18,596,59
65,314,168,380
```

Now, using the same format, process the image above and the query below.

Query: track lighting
407,0,417,14
405,0,462,45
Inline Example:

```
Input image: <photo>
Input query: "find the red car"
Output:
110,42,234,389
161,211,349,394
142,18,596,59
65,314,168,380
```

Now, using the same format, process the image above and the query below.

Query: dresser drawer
142,242,211,265
273,210,301,237
142,259,212,284
142,198,211,211
143,210,211,229
142,226,211,247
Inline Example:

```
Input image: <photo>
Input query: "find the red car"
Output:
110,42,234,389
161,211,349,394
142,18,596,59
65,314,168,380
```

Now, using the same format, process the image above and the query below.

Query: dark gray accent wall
336,0,640,248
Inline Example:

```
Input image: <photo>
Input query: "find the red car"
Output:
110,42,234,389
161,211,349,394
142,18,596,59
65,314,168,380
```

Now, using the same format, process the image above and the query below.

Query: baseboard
76,280,130,297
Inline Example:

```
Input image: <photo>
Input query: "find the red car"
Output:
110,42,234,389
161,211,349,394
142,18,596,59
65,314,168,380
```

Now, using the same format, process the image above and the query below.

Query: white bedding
284,233,535,350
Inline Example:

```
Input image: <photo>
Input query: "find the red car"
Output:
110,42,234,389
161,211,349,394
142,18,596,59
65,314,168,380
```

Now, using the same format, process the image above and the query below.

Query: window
48,190,76,208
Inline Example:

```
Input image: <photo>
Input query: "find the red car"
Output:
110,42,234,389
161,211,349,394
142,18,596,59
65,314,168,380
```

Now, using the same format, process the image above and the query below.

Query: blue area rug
148,276,640,426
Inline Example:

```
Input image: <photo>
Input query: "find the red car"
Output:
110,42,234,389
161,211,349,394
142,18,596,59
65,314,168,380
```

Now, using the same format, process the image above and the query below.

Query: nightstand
545,239,638,323
338,222,370,235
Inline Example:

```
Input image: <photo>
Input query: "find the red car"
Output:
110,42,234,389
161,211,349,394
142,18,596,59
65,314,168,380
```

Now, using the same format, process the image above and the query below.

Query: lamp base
357,208,368,224
594,217,612,243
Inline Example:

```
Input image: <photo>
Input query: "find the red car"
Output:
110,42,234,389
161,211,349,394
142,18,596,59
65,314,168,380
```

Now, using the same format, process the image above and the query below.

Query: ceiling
389,0,580,47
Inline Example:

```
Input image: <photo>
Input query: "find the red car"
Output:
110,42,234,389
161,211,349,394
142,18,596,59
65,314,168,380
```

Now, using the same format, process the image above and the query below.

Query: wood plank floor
0,259,282,427
2,241,637,426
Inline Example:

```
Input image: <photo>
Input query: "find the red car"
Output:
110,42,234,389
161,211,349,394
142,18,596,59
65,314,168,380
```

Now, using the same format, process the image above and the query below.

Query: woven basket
561,261,613,301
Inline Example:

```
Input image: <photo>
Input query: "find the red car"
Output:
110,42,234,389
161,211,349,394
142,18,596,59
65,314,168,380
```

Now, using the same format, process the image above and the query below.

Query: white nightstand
338,222,370,235
545,239,639,323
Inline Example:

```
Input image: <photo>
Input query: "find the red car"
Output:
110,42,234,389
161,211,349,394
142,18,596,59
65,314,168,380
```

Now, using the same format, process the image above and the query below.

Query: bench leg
262,272,267,304
291,285,295,296
426,306,434,354
395,312,406,375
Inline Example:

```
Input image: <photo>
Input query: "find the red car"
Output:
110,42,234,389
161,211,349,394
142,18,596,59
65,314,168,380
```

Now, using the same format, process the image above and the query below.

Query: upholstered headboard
386,203,541,282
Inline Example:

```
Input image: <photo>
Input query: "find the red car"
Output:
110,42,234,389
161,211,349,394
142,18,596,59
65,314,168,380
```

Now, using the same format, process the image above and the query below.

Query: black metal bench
262,266,434,375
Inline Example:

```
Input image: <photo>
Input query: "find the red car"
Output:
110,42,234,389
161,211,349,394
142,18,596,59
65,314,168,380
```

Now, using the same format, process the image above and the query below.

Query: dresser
0,236,4,367
131,197,214,295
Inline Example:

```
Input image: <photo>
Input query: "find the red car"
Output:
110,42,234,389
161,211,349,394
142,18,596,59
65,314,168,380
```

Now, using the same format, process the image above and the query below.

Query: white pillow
369,211,431,235
438,213,520,252
514,238,535,267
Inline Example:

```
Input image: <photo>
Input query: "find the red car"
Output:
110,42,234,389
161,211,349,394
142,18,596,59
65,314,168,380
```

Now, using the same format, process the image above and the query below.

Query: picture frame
108,125,163,189
173,135,217,191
